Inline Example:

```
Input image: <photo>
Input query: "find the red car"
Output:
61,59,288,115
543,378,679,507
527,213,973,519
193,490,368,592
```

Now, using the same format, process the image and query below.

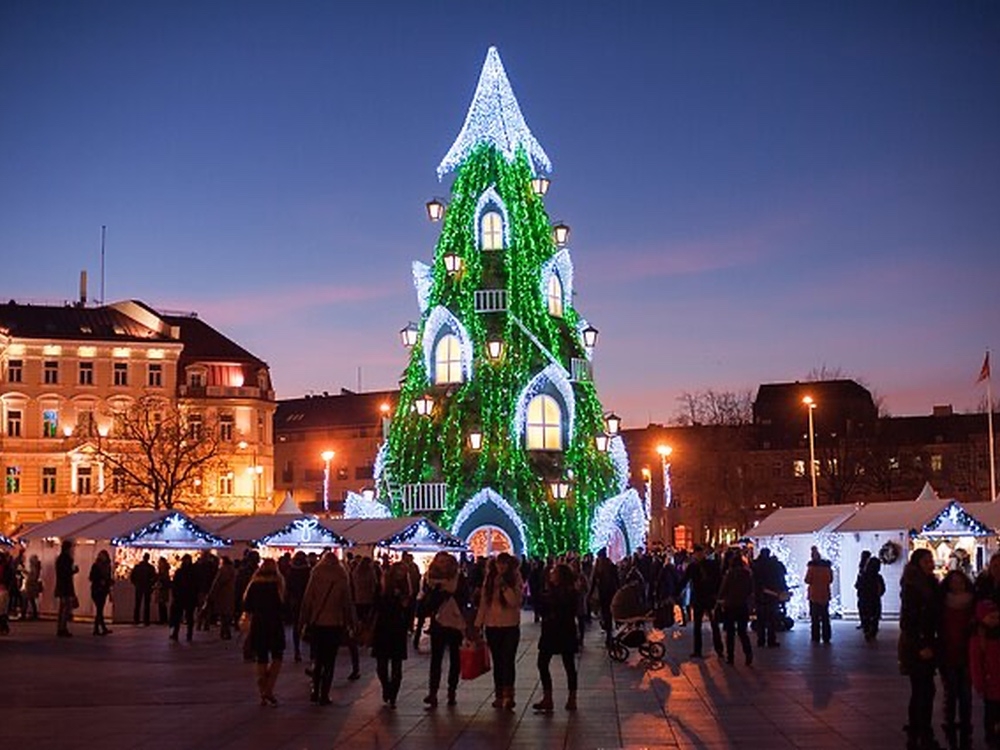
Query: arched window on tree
547,274,564,317
525,394,562,450
480,210,504,250
434,334,464,385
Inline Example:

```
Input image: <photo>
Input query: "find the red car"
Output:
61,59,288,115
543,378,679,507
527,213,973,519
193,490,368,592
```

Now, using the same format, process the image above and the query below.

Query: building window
525,394,562,450
355,465,374,481
931,454,943,473
219,471,234,496
79,361,94,386
113,362,128,386
433,334,464,385
219,414,234,441
111,467,127,494
281,461,294,484
304,468,324,482
6,409,22,437
793,460,806,478
43,360,59,385
147,363,163,388
188,413,203,440
547,275,564,317
77,409,96,437
7,359,23,383
337,467,349,481
189,371,204,388
5,466,21,494
42,409,59,438
77,466,93,495
480,210,504,250
42,467,57,494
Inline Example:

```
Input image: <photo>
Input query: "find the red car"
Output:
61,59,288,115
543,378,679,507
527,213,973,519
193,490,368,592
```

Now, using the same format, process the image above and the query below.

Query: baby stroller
606,582,667,668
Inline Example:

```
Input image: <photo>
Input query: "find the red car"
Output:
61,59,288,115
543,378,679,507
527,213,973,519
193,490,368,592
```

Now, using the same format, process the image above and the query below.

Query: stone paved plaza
4,615,925,749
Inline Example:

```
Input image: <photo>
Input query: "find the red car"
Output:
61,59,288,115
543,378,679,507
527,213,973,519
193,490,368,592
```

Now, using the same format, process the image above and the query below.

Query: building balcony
179,384,274,400
401,482,448,513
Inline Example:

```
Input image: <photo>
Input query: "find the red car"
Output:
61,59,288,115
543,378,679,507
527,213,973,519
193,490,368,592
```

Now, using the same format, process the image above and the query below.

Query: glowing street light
443,252,463,275
400,322,419,348
594,433,610,452
803,396,818,507
605,412,621,436
581,325,599,348
530,175,550,196
414,394,434,417
425,198,446,222
468,428,483,451
552,222,571,246
321,449,335,514
486,338,505,361
549,479,571,500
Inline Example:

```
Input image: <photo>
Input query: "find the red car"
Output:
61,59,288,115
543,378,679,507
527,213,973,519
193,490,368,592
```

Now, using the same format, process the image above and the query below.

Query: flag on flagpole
978,352,991,384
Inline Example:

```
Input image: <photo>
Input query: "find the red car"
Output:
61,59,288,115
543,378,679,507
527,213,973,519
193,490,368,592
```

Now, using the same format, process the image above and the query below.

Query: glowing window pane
547,274,563,317
481,211,504,250
526,394,562,450
434,334,464,385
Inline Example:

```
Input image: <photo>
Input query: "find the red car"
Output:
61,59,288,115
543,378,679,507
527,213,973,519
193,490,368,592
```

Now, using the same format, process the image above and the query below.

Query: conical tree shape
381,49,623,556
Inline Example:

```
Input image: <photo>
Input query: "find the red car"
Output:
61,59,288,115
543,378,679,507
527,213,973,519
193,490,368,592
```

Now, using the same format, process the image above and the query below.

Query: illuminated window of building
218,471,234,496
931,454,943,473
219,414,234,441
480,210,504,250
7,359,23,383
188,413,203,440
434,334,463,385
77,466,93,495
6,409,22,437
113,362,128,387
43,360,59,385
793,460,806,478
525,394,562,450
42,409,58,438
147,363,163,388
42,467,57,494
79,361,94,386
188,370,204,388
112,467,127,494
76,408,96,437
547,274,564,317
5,466,21,493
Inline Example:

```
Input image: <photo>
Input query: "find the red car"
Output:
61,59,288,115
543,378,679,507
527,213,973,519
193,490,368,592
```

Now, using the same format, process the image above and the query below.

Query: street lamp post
803,396,818,507
321,450,335,514
656,444,673,546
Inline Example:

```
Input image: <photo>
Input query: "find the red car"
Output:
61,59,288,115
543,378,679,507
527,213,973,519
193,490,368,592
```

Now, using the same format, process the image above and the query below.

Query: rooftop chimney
932,405,954,418
79,270,88,307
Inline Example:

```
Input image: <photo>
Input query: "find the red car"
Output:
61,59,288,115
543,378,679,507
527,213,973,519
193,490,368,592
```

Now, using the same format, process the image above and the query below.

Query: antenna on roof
100,225,107,305
357,366,362,392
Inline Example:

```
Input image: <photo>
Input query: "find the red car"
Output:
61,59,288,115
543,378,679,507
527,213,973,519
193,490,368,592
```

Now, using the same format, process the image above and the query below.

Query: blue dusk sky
2,2,999,426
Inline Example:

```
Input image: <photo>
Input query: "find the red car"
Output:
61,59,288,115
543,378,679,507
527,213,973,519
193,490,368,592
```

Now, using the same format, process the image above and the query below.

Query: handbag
434,595,466,632
459,639,491,680
70,595,80,610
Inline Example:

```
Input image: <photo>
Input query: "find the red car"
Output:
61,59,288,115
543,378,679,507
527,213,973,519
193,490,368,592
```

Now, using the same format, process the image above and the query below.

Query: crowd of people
899,548,1000,750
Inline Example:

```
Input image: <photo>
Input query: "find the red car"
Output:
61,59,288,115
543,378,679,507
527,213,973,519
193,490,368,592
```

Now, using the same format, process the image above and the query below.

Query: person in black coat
857,557,886,641
285,551,311,662
55,540,78,637
88,549,113,636
372,562,411,708
678,545,723,658
130,553,156,626
532,563,581,713
243,558,286,706
899,548,943,750
169,554,198,642
718,551,754,667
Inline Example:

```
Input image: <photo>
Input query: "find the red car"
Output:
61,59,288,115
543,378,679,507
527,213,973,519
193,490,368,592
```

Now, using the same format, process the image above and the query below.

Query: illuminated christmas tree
375,47,645,557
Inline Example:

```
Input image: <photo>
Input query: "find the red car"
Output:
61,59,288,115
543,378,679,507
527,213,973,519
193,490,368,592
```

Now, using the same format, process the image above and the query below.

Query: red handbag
459,639,491,680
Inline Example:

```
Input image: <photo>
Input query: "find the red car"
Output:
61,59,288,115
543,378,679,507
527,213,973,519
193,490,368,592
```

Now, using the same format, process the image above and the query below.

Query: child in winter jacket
970,599,1000,747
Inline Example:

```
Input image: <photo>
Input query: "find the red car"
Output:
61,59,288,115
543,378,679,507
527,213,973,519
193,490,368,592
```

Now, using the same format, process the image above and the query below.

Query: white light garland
609,435,630,493
422,305,474,384
110,511,229,549
345,491,393,520
373,443,388,485
512,363,576,445
412,261,433,314
437,46,552,179
257,516,352,547
590,488,647,555
540,249,574,317
473,186,511,249
450,487,528,556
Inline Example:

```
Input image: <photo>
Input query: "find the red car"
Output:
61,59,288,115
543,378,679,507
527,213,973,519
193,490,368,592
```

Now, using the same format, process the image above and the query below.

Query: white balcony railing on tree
474,289,507,313
571,358,592,383
401,483,448,513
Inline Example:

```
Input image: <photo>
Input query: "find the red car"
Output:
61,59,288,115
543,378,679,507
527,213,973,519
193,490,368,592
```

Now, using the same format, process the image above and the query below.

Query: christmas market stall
749,504,859,620
194,514,353,557
0,532,16,548
324,517,467,568
18,510,229,621
834,494,992,618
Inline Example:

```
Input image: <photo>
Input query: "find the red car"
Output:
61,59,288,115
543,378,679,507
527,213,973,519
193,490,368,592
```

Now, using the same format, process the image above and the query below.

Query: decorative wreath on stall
879,540,902,565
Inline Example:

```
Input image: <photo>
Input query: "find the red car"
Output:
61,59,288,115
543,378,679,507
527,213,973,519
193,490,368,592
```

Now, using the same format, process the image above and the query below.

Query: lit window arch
480,211,504,250
547,274,564,317
525,394,562,450
434,334,464,385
